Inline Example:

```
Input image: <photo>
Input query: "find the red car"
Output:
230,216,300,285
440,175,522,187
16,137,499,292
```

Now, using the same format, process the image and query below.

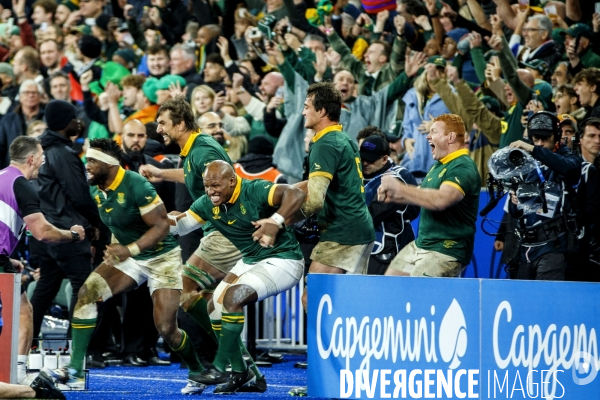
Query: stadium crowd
1,0,600,396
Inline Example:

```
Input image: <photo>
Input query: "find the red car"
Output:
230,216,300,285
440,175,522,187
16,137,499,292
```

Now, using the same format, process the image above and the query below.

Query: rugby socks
17,355,27,382
70,318,97,377
210,318,222,342
185,295,218,344
172,329,203,373
213,312,246,373
239,337,264,379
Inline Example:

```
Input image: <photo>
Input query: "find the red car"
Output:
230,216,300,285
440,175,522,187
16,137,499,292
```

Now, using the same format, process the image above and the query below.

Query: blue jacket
400,88,451,175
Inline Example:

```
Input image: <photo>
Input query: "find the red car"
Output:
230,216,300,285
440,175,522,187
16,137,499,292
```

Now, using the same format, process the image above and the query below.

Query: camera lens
508,149,525,166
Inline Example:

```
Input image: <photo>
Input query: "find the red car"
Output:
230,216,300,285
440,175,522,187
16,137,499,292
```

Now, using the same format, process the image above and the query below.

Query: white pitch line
93,373,296,388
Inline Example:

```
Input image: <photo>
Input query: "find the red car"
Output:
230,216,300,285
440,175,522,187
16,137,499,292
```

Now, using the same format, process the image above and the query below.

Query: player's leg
302,242,372,309
17,293,33,384
180,232,240,343
47,262,137,384
180,254,225,344
152,288,205,382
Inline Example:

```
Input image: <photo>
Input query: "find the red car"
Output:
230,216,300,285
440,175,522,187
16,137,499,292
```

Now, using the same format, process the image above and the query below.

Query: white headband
86,148,120,166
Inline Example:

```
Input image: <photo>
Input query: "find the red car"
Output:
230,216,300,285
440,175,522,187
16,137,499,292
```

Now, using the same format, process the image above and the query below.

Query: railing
243,281,307,351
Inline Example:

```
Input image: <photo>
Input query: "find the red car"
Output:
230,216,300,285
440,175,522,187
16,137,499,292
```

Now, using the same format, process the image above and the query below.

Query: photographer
508,111,582,281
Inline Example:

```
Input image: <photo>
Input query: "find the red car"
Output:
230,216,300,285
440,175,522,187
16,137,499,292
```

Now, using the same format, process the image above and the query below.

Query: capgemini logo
572,350,599,386
438,299,468,369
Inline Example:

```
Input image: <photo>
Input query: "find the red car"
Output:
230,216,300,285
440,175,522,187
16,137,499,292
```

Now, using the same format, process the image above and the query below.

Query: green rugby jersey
180,131,232,200
90,168,178,260
416,149,480,265
189,177,303,264
308,124,375,245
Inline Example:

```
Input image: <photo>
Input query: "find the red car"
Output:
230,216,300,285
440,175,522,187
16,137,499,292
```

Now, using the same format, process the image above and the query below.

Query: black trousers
29,238,93,339
123,282,158,357
517,251,566,281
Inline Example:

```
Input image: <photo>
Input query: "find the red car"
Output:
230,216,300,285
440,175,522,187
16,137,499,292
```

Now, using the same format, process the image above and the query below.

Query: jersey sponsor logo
187,160,192,172
227,220,236,225
455,177,460,184
94,195,102,207
438,168,447,178
240,204,246,215
443,240,457,248
117,193,126,205
105,208,113,213
313,163,321,170
264,184,271,189
145,196,153,202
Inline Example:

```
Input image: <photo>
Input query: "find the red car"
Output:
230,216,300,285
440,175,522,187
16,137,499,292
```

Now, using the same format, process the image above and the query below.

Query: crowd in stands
3,0,600,391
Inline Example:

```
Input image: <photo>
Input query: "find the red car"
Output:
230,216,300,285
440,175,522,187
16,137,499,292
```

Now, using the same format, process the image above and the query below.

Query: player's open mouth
87,172,94,180
430,143,435,154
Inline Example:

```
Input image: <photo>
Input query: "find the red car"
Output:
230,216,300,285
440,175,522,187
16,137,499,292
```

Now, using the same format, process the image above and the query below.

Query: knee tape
212,281,231,318
74,272,112,320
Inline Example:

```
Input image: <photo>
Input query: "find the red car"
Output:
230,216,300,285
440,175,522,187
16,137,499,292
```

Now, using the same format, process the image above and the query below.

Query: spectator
563,23,600,76
579,117,600,165
517,14,562,70
146,43,170,79
551,61,571,88
400,57,451,182
170,44,202,89
0,80,45,168
31,0,57,27
574,68,600,119
555,84,586,121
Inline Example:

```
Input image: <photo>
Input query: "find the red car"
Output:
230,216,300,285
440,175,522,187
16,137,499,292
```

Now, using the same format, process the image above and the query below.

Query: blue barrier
308,274,600,399
411,190,508,279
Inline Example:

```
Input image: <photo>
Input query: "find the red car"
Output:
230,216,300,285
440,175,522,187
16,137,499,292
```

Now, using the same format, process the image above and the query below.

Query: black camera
508,149,526,166
294,216,320,244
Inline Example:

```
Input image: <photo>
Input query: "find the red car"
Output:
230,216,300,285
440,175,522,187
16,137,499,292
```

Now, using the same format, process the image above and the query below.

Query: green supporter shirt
416,149,480,265
500,102,525,148
308,125,375,245
180,131,232,200
189,177,303,264
90,168,178,260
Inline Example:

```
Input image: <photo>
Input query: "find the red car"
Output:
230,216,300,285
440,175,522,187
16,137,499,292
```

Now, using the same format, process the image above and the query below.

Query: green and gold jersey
189,177,303,264
90,168,178,260
180,131,232,200
308,124,375,245
416,149,480,265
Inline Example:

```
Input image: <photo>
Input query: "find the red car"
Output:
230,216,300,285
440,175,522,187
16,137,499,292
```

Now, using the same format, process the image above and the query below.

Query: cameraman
508,111,582,281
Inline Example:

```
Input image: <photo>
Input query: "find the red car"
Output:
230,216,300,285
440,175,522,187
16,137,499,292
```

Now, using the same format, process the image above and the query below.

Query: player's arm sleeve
171,199,207,236
132,178,164,216
441,162,479,199
14,177,41,217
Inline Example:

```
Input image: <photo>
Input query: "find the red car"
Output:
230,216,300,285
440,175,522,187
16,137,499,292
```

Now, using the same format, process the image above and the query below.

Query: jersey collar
227,176,242,204
105,167,126,191
440,149,469,165
180,130,201,157
312,124,343,143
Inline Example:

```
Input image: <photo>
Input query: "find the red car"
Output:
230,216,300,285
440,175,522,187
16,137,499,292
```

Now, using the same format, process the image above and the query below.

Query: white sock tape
86,148,120,165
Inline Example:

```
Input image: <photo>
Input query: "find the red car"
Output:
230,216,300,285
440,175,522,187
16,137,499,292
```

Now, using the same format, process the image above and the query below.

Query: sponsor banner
481,280,600,399
0,273,20,383
308,274,480,399
308,275,600,399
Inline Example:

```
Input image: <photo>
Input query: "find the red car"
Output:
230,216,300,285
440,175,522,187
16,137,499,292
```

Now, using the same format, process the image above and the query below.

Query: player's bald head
203,160,235,180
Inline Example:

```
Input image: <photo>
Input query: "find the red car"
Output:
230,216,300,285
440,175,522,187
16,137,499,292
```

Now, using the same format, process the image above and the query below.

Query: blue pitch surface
63,354,327,399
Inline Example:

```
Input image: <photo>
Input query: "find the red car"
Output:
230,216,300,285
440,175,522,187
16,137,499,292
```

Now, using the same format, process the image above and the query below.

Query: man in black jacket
29,100,100,341
358,132,420,275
